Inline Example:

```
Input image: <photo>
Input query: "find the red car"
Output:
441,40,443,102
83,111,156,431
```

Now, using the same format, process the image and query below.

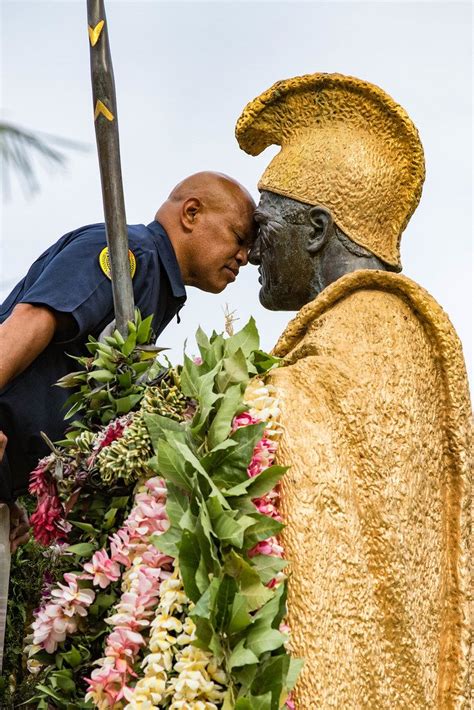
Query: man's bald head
155,172,257,293
165,171,255,213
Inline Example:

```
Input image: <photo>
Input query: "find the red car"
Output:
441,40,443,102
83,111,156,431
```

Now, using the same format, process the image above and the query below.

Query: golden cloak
269,270,471,709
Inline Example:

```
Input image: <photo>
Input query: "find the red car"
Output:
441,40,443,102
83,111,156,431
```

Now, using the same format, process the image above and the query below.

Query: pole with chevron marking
87,0,134,335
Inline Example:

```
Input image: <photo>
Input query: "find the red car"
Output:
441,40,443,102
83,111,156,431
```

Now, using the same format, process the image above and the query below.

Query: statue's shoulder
272,270,471,448
274,270,465,371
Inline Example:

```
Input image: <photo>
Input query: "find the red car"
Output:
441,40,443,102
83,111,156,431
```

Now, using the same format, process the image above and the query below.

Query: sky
1,0,472,383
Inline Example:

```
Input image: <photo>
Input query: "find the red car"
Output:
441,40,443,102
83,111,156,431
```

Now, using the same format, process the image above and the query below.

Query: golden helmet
236,73,425,269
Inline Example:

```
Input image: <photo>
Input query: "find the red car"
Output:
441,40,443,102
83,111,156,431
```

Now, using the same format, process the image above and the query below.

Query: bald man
0,172,256,547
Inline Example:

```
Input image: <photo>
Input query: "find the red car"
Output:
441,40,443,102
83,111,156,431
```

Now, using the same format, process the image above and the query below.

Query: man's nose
237,245,249,267
248,234,261,266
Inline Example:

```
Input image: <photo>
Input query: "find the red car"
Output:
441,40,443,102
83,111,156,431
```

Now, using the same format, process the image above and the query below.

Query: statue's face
250,191,320,310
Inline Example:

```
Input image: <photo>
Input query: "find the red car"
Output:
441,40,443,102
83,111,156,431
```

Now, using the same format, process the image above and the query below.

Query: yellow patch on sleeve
99,247,136,280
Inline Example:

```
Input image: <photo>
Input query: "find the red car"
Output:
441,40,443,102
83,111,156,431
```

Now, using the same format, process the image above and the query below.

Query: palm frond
0,122,89,196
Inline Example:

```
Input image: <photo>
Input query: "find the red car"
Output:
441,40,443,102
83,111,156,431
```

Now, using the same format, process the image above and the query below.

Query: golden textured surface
88,19,105,47
94,99,114,122
269,270,471,708
235,73,425,269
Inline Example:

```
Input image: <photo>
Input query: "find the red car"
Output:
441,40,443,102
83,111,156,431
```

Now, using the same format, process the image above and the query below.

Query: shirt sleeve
18,228,115,342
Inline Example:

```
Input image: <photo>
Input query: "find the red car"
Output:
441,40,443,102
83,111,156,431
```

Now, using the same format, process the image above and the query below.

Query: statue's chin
259,286,303,312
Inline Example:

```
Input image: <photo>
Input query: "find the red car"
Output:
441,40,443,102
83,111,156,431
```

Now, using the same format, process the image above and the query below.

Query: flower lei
20,318,301,709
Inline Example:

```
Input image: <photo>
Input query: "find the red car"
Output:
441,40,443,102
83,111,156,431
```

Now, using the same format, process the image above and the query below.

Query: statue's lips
258,265,270,288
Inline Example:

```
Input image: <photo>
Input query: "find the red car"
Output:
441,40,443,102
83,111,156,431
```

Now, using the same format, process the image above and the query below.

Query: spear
87,0,134,335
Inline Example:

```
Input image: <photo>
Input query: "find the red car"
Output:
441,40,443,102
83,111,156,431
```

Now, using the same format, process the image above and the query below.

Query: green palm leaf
0,122,88,195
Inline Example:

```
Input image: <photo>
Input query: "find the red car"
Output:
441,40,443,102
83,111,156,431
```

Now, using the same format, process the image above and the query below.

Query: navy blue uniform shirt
0,220,186,502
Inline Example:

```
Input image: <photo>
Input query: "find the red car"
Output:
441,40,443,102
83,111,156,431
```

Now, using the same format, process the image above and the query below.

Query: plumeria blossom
123,571,227,709
85,478,173,707
31,573,95,654
83,549,121,588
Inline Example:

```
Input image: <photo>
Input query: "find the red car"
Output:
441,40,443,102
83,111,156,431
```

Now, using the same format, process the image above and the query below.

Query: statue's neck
318,237,391,291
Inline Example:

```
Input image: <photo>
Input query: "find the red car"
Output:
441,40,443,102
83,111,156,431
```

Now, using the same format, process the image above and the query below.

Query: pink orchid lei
84,477,173,708
29,477,172,685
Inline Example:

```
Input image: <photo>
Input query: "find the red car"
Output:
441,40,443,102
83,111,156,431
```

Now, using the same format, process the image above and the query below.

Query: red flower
28,457,53,496
30,494,67,546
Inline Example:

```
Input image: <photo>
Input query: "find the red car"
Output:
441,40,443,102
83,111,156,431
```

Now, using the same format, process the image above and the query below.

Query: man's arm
0,303,75,550
0,303,72,390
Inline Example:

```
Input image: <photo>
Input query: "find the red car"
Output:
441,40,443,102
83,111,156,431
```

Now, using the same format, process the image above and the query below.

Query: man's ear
307,206,333,255
181,197,202,231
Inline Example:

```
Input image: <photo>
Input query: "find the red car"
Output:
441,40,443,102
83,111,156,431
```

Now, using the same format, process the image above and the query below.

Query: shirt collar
146,220,187,301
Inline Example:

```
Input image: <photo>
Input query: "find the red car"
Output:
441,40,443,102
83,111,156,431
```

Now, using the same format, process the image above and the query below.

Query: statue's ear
307,206,333,255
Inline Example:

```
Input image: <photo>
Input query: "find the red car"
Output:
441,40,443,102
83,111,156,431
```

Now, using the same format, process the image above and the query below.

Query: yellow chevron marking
94,100,114,122
88,20,105,47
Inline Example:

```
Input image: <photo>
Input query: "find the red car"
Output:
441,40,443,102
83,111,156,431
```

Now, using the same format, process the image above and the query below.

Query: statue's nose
248,234,261,265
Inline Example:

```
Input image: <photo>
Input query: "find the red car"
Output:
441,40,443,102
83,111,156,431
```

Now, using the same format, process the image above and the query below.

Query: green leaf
225,317,259,358
151,526,181,557
208,422,266,488
179,507,196,531
189,361,223,436
228,592,252,634
114,393,143,414
122,330,137,356
35,685,66,704
234,700,253,710
174,441,229,507
200,438,239,471
286,657,304,692
251,655,290,708
103,507,117,529
222,689,236,710
196,553,210,594
235,693,272,710
179,529,201,603
67,542,96,557
243,513,284,550
246,627,286,657
228,639,259,669
224,465,289,498
165,482,189,526
117,370,133,390
136,313,154,344
52,670,76,695
210,331,225,361
144,412,184,448
224,550,273,612
152,439,193,492
191,577,220,621
212,511,256,548
59,646,82,668
207,384,242,449
251,349,282,375
214,574,237,632
192,616,223,660
180,354,200,398
69,520,97,534
216,348,249,393
195,326,220,370
195,501,220,572
250,554,288,585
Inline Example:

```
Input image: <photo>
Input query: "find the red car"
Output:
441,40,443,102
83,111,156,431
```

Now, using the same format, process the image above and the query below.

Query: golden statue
236,74,472,709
